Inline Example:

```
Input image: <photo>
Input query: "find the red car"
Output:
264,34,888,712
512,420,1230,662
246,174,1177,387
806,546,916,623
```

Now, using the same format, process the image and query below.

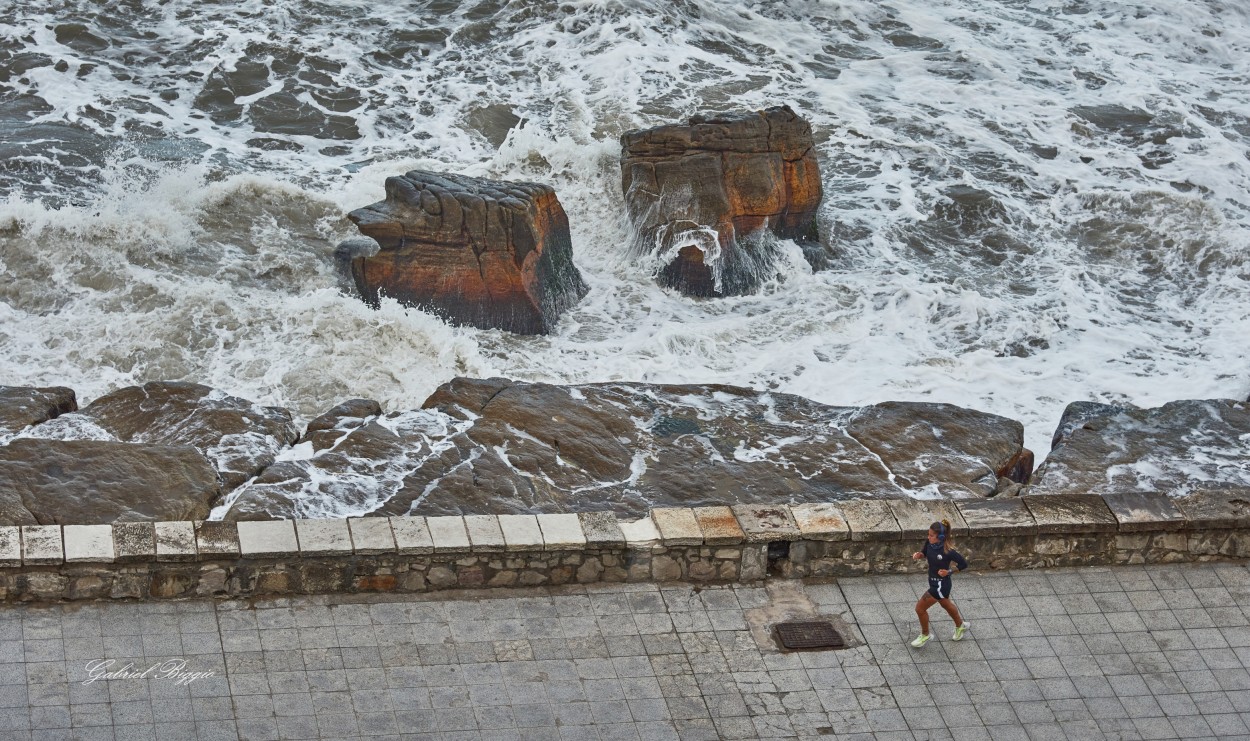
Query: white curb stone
155,521,198,561
113,522,156,562
465,515,506,553
21,525,63,565
427,516,471,553
296,519,353,556
390,517,434,554
693,506,746,545
498,515,543,551
237,520,299,558
791,503,851,541
349,518,396,555
0,527,21,568
652,508,703,546
578,512,626,547
619,516,660,548
537,513,586,550
732,505,801,543
64,524,115,563
195,522,241,558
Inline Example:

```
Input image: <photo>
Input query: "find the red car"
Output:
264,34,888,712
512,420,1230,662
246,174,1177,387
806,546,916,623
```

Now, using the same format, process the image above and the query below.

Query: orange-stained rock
621,106,824,297
347,171,588,334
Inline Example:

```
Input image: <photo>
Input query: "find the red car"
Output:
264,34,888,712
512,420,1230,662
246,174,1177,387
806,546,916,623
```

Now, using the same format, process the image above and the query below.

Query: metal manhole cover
774,620,846,650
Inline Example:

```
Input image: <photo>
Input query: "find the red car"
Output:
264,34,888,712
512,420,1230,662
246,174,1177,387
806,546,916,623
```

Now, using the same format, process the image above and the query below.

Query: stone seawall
2,491,1248,602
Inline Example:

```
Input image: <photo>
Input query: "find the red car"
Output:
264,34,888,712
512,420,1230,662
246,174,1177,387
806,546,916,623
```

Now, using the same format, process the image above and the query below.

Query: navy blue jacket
922,541,968,578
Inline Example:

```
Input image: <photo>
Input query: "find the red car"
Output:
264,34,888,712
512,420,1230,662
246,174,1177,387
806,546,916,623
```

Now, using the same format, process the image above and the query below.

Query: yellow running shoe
952,623,970,641
910,634,931,648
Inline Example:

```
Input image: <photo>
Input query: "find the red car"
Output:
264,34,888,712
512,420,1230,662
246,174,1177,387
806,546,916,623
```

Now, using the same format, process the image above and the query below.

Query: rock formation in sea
223,377,1032,520
0,385,76,439
32,381,298,492
1029,399,1250,496
620,105,824,297
0,382,297,525
345,170,589,334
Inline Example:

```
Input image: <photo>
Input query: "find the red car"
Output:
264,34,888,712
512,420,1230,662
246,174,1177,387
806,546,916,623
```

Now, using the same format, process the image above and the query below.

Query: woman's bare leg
938,597,963,627
915,593,937,635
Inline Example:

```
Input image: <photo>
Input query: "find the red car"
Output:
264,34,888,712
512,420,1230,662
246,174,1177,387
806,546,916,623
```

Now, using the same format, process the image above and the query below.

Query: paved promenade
3,562,1250,740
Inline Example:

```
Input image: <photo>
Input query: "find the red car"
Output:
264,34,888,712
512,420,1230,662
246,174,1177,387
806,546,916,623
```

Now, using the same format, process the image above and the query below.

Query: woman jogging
910,519,969,648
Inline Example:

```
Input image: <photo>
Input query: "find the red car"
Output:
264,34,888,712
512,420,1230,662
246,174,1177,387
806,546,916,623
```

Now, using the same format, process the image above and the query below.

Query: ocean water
2,0,1248,491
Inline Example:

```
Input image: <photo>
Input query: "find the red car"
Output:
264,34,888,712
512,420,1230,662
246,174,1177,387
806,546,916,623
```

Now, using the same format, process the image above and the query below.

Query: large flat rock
1030,399,1250,497
223,378,1032,520
24,381,298,493
0,385,76,439
0,439,220,525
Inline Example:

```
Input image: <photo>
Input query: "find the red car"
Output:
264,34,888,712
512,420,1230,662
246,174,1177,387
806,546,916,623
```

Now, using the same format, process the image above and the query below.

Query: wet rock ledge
2,380,1249,528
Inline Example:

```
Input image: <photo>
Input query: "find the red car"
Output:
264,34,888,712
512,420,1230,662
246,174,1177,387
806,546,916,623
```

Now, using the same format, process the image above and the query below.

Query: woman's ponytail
941,519,953,552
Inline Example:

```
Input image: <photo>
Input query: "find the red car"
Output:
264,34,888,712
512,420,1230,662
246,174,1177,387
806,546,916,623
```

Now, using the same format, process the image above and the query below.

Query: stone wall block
349,517,396,555
777,541,809,577
64,525,115,563
24,573,68,600
962,535,1035,570
391,516,434,554
110,572,146,599
427,516,471,554
498,515,543,551
839,500,902,542
1021,495,1117,534
1104,492,1185,533
68,575,110,600
731,505,800,543
579,512,626,547
1173,489,1250,530
576,557,604,583
296,519,353,557
0,527,20,568
693,506,746,545
237,520,299,558
151,569,197,598
651,508,704,546
620,516,660,551
155,522,198,562
739,544,767,581
113,523,155,562
21,525,63,565
790,503,850,542
298,562,351,593
1034,534,1114,564
887,499,968,540
651,554,683,581
195,521,240,559
465,515,506,553
957,499,1037,538
688,559,717,581
537,513,586,551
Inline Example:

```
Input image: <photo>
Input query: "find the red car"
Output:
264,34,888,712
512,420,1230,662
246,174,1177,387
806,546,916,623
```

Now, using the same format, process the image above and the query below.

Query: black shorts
927,576,953,600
